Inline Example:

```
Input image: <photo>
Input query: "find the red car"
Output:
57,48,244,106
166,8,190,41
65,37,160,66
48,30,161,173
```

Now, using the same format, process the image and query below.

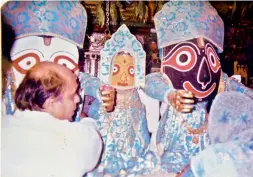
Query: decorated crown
154,1,224,52
2,1,87,48
100,24,146,88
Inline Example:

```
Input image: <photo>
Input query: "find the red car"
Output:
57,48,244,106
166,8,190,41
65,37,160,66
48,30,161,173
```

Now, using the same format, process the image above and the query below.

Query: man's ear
43,97,58,113
197,37,205,48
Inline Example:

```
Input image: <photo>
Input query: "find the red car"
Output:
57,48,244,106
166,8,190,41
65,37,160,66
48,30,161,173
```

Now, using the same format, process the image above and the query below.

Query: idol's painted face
162,38,221,101
10,36,79,87
111,54,135,87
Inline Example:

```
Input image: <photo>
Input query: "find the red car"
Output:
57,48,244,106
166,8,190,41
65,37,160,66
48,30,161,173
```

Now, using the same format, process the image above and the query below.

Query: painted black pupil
211,55,215,63
179,54,188,63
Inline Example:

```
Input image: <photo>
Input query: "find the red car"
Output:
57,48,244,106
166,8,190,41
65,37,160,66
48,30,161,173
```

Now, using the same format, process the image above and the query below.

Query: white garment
1,110,102,177
137,89,160,134
1,99,7,117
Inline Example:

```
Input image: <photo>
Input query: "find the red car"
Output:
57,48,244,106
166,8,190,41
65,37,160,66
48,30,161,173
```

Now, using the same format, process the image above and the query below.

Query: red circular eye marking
12,53,40,74
112,64,120,75
162,46,197,72
54,55,79,72
206,46,221,73
128,66,135,77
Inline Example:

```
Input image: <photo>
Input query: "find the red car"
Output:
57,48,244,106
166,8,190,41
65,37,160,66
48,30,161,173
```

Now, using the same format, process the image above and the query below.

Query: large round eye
12,53,40,74
162,46,197,72
206,44,221,73
128,66,135,77
54,55,78,72
112,64,120,75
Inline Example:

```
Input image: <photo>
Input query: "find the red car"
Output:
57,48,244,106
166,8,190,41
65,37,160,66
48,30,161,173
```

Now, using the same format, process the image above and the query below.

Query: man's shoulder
65,118,98,137
2,113,23,128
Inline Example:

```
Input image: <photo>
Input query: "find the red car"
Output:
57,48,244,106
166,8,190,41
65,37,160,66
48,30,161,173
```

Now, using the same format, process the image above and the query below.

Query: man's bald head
29,62,77,81
15,62,77,111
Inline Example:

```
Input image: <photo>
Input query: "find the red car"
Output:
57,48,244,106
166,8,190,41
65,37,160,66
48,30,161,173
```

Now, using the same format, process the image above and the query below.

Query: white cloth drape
1,110,102,177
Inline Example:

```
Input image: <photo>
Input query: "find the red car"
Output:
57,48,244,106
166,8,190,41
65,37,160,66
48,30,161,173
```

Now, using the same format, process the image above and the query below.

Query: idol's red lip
183,81,216,99
117,83,128,86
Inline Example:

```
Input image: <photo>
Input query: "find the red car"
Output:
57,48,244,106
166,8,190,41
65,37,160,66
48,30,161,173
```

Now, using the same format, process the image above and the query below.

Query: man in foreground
1,62,102,177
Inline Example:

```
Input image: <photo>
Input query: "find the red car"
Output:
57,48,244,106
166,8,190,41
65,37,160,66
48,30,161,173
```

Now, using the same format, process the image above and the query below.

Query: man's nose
75,94,81,104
